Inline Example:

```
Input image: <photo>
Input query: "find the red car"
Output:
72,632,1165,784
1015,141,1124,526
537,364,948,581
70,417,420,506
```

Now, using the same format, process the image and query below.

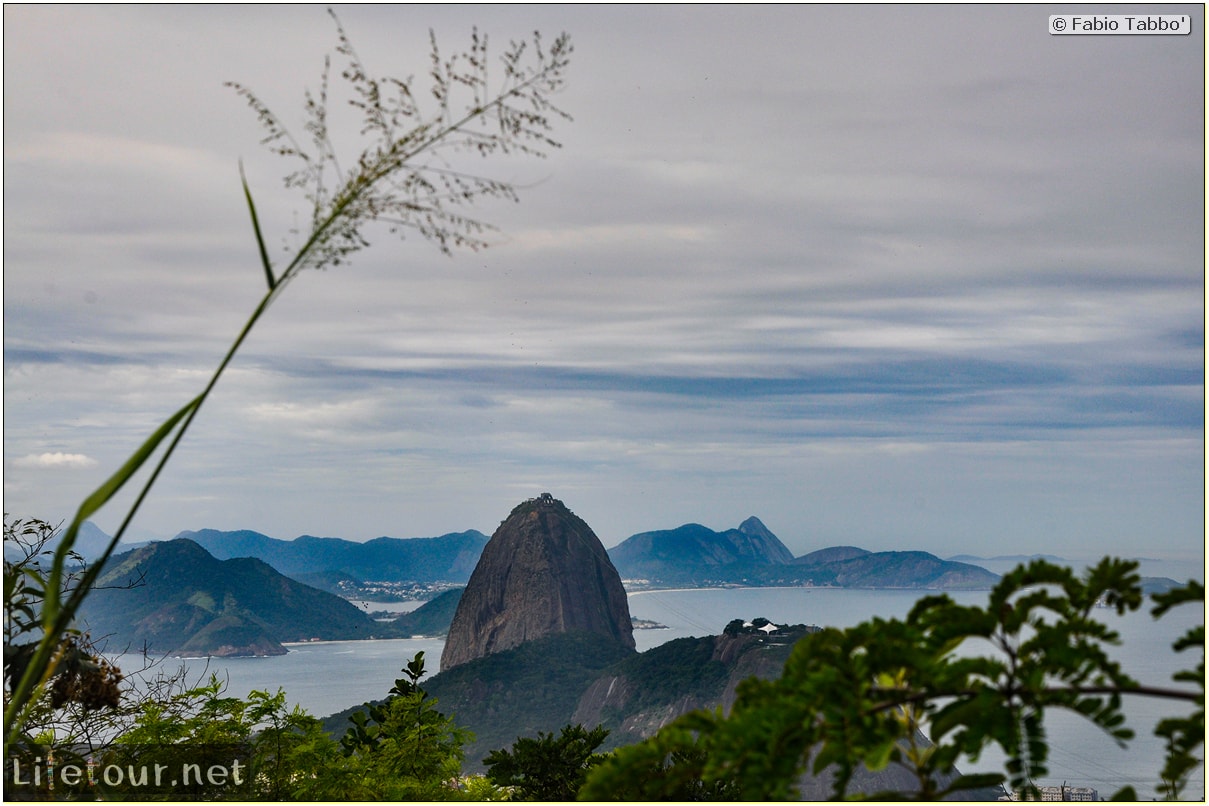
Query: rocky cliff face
571,631,792,742
735,516,795,563
440,494,635,671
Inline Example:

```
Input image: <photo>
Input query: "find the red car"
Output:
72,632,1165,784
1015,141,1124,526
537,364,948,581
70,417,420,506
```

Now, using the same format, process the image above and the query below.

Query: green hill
321,624,997,797
752,549,999,590
81,539,386,656
322,622,813,770
323,631,635,767
391,588,463,636
793,545,871,566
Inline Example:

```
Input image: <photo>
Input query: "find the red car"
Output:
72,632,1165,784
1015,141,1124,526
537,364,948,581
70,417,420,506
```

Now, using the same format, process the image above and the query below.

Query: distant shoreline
627,584,815,596
281,636,444,648
626,584,999,595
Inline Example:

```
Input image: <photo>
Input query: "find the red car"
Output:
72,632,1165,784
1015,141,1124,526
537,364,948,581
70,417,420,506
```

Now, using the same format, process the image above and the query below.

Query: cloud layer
13,453,99,470
3,5,1203,561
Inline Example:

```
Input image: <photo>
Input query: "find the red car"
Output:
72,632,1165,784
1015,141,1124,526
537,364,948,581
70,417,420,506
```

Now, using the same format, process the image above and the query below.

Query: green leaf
240,162,276,291
942,772,1006,795
45,393,202,624
865,739,896,771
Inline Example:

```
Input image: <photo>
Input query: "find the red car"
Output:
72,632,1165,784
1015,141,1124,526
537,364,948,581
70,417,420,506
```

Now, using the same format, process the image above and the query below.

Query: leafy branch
4,10,572,755
581,557,1204,801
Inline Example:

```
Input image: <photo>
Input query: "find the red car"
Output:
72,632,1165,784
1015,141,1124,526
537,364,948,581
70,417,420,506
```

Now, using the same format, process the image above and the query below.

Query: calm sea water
118,584,1204,799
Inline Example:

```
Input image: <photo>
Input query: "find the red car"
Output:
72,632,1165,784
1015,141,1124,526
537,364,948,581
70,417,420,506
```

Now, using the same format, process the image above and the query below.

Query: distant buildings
1001,784,1098,801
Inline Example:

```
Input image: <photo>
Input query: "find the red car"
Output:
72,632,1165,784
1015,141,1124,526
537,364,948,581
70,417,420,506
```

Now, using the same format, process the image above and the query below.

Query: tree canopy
581,558,1203,801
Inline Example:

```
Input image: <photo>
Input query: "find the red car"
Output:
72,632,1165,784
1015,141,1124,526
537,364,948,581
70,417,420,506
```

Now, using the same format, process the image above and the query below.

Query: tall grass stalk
4,10,572,754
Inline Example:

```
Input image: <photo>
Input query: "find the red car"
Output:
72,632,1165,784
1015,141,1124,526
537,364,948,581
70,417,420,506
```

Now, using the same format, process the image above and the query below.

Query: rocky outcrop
736,516,795,563
440,494,635,671
571,631,795,742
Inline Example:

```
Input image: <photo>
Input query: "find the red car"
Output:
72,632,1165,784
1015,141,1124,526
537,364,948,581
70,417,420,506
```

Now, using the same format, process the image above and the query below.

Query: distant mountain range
608,516,795,583
70,509,1182,665
607,517,998,590
177,528,488,584
71,512,1003,657
77,516,1001,592
948,553,1066,563
75,515,1001,616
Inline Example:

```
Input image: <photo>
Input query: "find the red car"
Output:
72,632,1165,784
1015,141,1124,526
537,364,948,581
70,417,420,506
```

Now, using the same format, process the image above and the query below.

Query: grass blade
241,161,276,291
6,393,203,755
43,393,202,623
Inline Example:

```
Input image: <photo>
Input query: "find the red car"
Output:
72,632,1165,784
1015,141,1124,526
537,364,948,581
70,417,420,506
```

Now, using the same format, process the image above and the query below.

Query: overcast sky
4,5,1204,564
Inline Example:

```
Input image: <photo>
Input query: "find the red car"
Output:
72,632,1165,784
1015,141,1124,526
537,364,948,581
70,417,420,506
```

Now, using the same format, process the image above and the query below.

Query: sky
3,5,1204,563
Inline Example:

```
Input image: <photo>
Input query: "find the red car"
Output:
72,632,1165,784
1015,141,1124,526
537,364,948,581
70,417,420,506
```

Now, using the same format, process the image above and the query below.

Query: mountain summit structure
440,494,635,671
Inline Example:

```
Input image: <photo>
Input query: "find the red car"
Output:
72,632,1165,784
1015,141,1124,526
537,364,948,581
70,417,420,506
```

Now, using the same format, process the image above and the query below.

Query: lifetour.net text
5,745,250,798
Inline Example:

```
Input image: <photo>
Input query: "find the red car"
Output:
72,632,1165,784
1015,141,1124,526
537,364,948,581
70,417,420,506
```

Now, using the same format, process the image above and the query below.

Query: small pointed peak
738,515,770,536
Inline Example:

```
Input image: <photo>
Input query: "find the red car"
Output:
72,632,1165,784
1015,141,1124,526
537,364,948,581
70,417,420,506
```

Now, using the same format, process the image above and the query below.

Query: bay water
118,582,1204,799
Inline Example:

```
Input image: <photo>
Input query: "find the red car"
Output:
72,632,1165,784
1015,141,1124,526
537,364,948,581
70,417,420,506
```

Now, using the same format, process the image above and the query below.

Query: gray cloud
3,5,1203,562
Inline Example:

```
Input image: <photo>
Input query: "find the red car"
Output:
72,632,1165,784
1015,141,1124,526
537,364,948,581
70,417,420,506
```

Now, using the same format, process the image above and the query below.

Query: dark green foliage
581,557,1204,801
116,684,330,801
95,654,471,801
1150,581,1205,800
484,723,609,800
332,652,471,799
341,651,431,753
578,725,740,801
608,636,730,714
422,631,634,768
